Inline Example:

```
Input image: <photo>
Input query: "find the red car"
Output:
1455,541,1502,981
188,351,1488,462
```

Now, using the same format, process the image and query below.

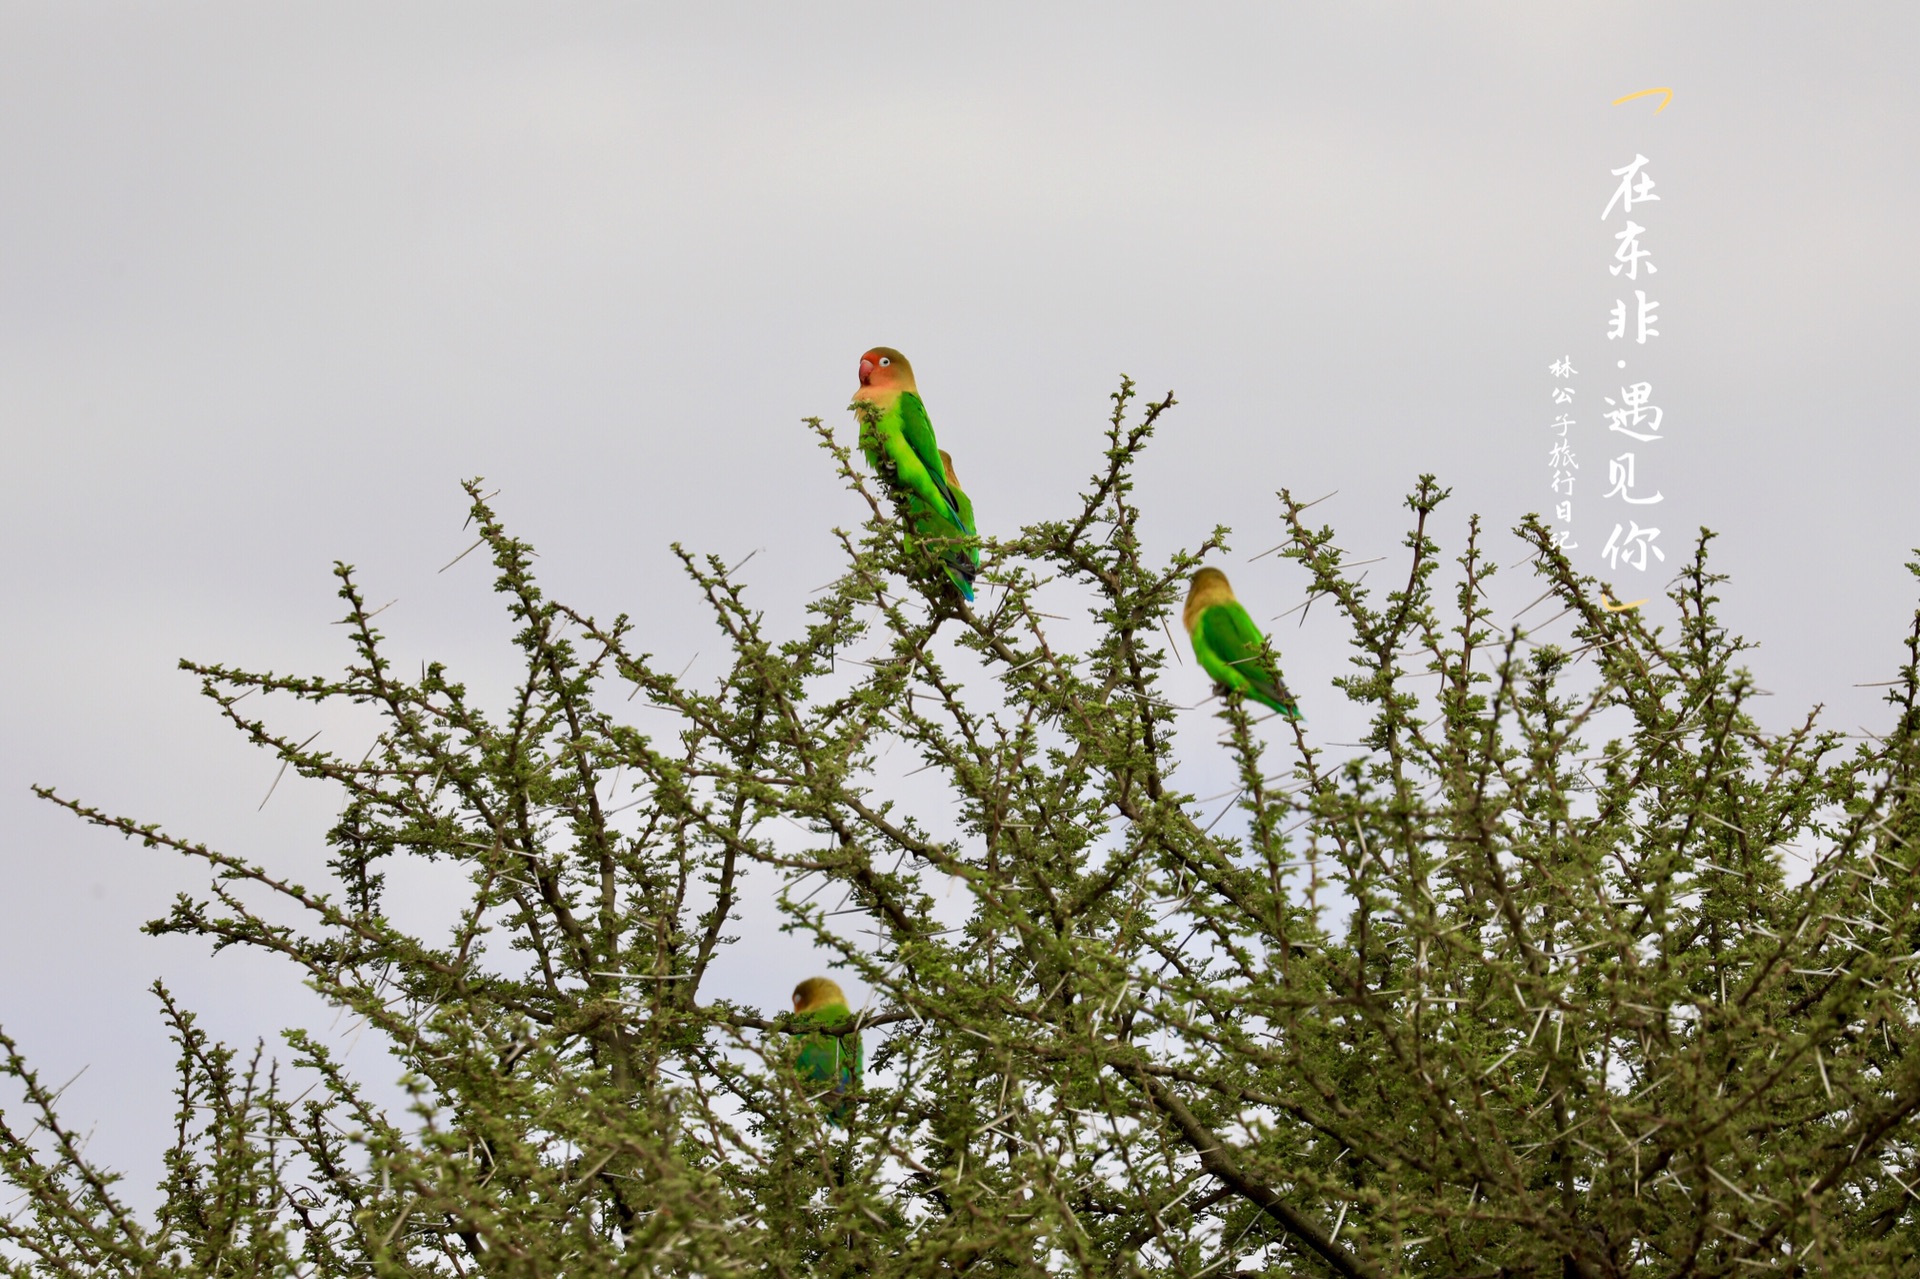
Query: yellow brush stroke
1600,594,1649,613
1611,87,1673,114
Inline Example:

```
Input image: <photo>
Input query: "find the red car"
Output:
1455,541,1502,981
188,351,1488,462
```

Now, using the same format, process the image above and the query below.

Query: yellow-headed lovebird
1183,568,1301,719
791,976,862,1126
853,348,976,600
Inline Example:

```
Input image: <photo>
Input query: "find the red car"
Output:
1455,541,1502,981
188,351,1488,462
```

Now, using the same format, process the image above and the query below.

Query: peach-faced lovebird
853,348,976,600
791,976,862,1126
932,449,981,589
1183,569,1301,718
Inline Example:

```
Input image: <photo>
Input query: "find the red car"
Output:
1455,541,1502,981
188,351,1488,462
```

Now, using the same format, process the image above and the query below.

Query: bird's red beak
858,357,875,387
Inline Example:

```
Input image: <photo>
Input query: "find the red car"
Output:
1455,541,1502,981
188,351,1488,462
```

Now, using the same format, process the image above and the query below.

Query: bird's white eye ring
878,356,891,367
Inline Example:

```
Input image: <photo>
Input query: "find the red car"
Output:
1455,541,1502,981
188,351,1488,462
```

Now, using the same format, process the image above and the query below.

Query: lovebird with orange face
853,347,977,600
790,976,862,1126
1183,568,1301,719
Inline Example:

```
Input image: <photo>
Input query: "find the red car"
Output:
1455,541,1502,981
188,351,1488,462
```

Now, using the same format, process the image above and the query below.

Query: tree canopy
19,381,1920,1276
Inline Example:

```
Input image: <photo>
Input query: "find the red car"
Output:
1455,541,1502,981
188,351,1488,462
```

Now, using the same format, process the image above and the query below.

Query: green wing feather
911,465,979,599
792,1007,863,1126
1200,603,1299,717
947,468,977,540
908,497,977,600
896,393,964,523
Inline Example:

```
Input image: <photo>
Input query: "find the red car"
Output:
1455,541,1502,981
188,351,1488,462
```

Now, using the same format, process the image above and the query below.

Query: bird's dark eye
878,357,891,367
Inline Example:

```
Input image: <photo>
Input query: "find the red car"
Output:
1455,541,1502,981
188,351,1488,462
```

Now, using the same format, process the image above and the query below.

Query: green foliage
18,380,1920,1275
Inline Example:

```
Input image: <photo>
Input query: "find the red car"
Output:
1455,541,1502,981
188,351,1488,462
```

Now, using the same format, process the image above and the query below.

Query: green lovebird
853,347,976,600
1183,568,1302,719
932,448,980,588
790,976,862,1126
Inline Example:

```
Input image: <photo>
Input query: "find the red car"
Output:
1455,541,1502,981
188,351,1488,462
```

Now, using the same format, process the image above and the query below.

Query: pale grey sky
4,4,1917,1198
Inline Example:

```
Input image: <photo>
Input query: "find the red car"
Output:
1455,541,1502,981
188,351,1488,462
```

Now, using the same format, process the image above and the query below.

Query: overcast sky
4,4,1917,1200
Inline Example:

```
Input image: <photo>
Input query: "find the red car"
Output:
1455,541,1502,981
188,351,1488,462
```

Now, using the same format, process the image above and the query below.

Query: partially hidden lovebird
852,347,978,600
1183,568,1302,719
790,976,863,1127
935,449,980,592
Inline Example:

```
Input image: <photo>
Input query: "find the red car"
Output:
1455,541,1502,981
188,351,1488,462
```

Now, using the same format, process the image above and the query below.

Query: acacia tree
15,380,1920,1276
